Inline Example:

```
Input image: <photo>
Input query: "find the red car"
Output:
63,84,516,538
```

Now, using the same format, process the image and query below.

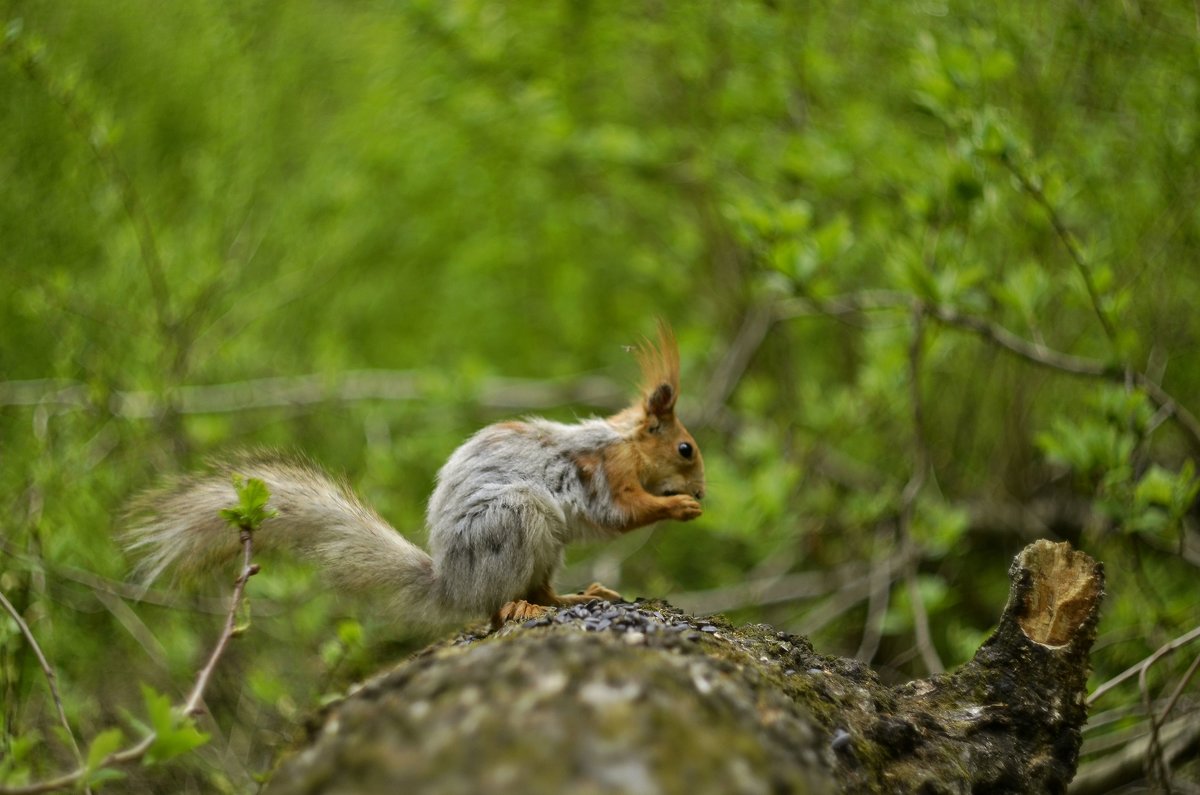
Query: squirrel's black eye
678,442,693,460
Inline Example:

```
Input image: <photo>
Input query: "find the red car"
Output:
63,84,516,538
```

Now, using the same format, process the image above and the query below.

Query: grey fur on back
426,418,625,613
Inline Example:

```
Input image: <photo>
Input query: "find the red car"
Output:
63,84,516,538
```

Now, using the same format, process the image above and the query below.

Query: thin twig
672,559,876,615
931,305,1200,448
924,303,1111,377
899,307,943,674
182,529,258,717
905,564,943,674
1084,698,1200,744
1139,649,1200,792
1072,713,1200,795
1139,653,1174,790
0,592,86,776
855,527,894,663
779,293,1110,376
0,537,259,615
998,151,1118,344
1160,650,1200,727
793,572,879,637
699,304,776,425
1089,623,1200,705
790,544,921,637
0,533,259,795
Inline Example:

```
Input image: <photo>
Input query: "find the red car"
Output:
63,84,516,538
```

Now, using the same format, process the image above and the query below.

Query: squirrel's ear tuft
636,319,681,415
646,382,676,418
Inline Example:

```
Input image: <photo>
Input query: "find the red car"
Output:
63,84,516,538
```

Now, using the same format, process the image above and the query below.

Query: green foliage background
2,1,1199,791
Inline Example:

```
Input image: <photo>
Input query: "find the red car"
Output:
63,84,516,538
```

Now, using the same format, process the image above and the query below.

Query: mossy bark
266,540,1103,795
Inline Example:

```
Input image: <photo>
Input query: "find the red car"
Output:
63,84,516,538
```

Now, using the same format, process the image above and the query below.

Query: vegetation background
2,1,1198,791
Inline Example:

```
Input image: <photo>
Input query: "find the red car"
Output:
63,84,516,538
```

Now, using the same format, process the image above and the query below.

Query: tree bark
266,540,1103,794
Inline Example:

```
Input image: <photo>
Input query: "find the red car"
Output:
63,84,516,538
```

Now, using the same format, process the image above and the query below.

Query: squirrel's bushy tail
124,454,445,623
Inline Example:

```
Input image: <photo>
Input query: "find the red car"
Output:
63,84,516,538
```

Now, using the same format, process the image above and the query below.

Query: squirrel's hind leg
490,582,623,628
491,599,551,628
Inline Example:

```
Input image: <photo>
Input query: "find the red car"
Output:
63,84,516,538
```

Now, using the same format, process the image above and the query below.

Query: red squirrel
126,322,705,627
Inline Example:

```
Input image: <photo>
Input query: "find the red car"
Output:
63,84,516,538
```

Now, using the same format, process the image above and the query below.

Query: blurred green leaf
84,728,123,773
0,730,40,785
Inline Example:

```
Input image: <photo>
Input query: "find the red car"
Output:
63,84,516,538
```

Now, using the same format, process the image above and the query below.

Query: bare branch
699,304,776,425
0,591,85,777
854,529,894,664
998,152,1118,345
0,532,259,795
929,305,1200,450
1160,651,1200,728
1072,713,1200,795
0,371,626,417
1138,642,1200,790
672,559,875,615
182,529,258,717
0,537,270,616
1138,646,1174,789
923,303,1111,378
1089,623,1200,705
898,307,943,674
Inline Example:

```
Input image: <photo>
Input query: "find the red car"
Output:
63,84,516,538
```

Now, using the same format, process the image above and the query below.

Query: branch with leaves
774,293,1200,454
0,477,273,794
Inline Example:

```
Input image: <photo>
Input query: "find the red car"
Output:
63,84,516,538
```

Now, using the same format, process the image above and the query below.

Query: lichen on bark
266,540,1103,795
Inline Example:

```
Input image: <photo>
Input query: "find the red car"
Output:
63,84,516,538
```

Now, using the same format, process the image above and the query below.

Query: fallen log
267,540,1103,794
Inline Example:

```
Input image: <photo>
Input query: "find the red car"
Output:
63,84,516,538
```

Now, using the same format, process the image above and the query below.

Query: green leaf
140,684,173,735
239,476,272,514
139,685,209,765
220,475,277,531
146,720,209,765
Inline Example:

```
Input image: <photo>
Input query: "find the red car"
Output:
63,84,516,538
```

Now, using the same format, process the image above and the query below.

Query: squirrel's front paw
667,494,703,521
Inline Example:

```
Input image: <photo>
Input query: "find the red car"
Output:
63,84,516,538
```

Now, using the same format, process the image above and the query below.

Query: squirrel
124,322,705,627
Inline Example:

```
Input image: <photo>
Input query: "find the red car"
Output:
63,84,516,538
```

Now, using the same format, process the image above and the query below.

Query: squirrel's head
610,321,705,501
